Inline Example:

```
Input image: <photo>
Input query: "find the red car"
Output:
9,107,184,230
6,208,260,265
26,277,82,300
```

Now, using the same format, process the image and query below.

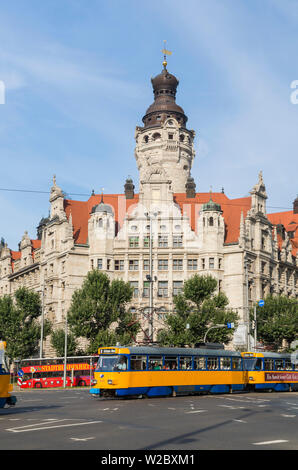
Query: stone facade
1,64,297,354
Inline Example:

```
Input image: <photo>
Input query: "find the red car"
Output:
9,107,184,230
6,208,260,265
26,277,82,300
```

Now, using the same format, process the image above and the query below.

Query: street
0,389,297,451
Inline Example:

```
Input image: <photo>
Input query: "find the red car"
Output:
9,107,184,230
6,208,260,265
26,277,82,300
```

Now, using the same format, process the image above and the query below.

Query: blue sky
0,0,297,249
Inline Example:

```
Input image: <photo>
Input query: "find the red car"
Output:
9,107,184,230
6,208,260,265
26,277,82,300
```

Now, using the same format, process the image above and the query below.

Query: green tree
158,274,238,347
50,328,78,357
253,295,298,350
0,287,51,362
68,270,139,353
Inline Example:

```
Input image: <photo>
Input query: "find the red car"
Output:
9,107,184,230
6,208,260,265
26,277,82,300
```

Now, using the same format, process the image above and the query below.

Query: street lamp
63,312,68,388
203,324,227,343
145,211,160,343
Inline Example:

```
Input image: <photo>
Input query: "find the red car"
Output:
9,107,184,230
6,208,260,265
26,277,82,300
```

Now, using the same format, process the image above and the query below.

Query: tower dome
142,63,188,128
202,194,222,212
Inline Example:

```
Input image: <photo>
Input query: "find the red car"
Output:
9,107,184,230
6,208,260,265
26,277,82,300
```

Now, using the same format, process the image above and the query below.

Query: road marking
70,436,95,441
253,440,288,446
218,405,245,409
6,420,102,433
233,419,247,423
281,414,296,418
186,410,207,414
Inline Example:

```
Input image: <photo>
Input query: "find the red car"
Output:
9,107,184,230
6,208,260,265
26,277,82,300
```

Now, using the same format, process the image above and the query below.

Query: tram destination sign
100,349,116,354
265,372,298,382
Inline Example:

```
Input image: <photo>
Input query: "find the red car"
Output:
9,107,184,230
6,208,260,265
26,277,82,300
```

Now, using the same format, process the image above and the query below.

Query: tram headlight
91,379,97,386
108,380,113,385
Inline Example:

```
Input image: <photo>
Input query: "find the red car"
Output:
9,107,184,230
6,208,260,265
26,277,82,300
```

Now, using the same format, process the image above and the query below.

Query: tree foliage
0,287,51,362
50,328,79,357
253,295,298,350
67,270,139,353
158,274,238,347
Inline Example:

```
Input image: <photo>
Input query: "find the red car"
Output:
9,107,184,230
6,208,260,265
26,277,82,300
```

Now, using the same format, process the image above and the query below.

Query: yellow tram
89,346,298,398
0,341,16,408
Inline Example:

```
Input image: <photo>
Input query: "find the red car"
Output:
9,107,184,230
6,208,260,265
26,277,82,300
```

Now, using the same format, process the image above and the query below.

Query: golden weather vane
161,40,172,68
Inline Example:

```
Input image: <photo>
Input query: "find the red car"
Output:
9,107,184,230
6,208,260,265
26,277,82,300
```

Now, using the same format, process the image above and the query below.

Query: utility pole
244,256,250,351
63,311,68,388
149,215,153,343
39,282,45,358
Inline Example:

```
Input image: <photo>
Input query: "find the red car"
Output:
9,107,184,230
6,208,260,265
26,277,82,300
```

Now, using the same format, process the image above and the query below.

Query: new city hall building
1,61,298,354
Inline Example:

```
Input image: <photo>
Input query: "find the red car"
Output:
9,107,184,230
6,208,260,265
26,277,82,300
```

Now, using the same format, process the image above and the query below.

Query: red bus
17,356,98,389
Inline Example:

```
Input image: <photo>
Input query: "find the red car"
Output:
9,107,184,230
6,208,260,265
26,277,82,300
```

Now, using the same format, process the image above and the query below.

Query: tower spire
161,40,172,70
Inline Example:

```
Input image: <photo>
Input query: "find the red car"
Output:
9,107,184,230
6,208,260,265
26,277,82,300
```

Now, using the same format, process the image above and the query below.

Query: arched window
209,217,214,227
152,132,161,141
98,218,103,228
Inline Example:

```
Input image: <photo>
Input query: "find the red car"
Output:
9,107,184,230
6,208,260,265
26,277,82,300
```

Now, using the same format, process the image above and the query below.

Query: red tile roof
64,192,252,245
268,210,298,256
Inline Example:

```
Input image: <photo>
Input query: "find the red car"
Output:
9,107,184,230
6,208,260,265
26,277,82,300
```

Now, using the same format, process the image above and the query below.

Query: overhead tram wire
0,187,293,211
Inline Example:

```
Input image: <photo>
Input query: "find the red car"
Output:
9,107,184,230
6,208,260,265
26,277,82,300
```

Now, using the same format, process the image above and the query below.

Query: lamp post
145,210,160,343
63,312,68,388
203,324,227,344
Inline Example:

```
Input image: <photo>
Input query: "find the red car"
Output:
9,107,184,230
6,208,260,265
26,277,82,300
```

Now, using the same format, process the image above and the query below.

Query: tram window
179,357,192,370
130,355,147,371
207,357,219,370
194,357,206,370
232,358,242,370
148,356,163,370
220,357,231,370
33,372,42,379
285,360,292,371
254,359,263,370
164,357,178,370
264,359,274,370
275,359,284,370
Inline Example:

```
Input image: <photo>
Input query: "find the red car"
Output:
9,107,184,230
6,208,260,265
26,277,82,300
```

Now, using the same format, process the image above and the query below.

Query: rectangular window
179,357,192,370
275,359,284,370
193,357,206,370
173,280,183,296
129,260,139,271
220,357,231,370
115,260,124,271
130,281,139,298
143,236,150,248
264,359,274,370
164,356,178,370
187,259,198,270
107,259,111,270
148,356,163,370
158,259,168,271
207,357,219,370
209,258,215,269
173,258,183,270
201,258,205,269
130,355,147,371
143,259,153,271
158,235,168,248
158,281,168,297
97,259,103,270
232,358,242,370
218,258,222,269
143,281,150,298
173,235,183,247
129,236,139,248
